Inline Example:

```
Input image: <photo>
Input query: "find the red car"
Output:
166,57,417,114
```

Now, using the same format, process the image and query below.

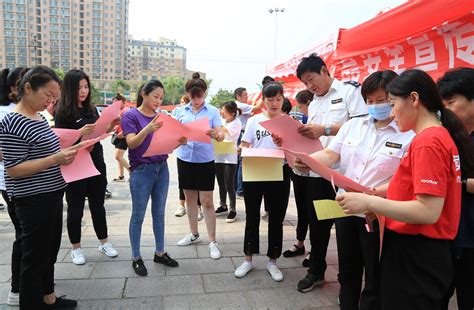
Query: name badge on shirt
331,98,343,104
385,141,402,149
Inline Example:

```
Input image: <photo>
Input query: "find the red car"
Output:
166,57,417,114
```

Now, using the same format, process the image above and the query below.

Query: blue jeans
129,161,169,258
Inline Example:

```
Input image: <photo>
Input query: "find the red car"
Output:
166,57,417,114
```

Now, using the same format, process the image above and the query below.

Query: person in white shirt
234,87,264,199
295,70,414,308
214,101,242,223
274,54,368,292
234,82,291,282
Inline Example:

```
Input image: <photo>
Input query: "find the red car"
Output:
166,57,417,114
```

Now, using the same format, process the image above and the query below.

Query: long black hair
0,67,29,105
136,80,164,108
387,69,474,178
56,69,94,121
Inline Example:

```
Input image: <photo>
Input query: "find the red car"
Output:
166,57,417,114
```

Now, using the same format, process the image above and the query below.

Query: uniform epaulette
343,80,360,88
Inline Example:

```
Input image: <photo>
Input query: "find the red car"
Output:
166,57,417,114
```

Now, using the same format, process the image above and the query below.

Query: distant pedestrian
214,101,242,223
111,93,130,182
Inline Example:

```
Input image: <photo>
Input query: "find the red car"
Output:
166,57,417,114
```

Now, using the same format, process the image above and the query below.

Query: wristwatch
324,124,331,136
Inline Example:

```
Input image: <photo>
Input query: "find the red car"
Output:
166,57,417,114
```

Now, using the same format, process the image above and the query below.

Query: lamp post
268,7,285,60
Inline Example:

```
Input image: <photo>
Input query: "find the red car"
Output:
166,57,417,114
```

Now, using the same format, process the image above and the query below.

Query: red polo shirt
386,126,461,239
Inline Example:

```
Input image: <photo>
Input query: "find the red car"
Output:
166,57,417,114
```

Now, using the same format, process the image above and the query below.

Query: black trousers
66,172,108,244
14,189,64,309
306,177,335,278
243,164,291,259
2,190,20,294
443,246,474,310
380,229,453,310
215,163,237,212
291,173,309,242
336,216,380,310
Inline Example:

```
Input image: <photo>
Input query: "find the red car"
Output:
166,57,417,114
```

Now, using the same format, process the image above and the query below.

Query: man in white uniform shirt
294,54,368,292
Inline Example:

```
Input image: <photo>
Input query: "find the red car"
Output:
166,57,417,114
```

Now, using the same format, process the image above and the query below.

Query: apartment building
128,36,188,81
0,0,129,80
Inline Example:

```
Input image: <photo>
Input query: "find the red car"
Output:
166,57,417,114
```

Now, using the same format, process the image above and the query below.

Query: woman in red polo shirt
335,69,474,309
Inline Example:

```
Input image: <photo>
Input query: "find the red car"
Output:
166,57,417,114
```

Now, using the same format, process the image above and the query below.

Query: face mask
367,103,392,121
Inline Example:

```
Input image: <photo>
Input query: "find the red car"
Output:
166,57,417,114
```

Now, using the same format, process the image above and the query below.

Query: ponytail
0,68,10,106
0,67,29,106
136,84,144,108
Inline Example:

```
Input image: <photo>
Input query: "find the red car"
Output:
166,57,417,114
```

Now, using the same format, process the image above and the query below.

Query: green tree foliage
54,68,65,80
111,79,131,93
161,76,185,105
210,89,234,107
90,84,102,105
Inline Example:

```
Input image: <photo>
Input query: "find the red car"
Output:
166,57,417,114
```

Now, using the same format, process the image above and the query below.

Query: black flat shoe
132,258,148,276
43,295,77,309
215,206,228,214
283,245,305,258
154,252,179,267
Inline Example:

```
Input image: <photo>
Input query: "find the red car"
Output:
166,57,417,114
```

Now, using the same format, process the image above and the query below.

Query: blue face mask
367,103,392,121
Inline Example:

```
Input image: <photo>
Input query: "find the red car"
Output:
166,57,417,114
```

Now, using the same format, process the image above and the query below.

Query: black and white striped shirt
0,112,66,198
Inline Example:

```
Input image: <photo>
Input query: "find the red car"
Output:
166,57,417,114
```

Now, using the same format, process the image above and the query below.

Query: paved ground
0,142,458,309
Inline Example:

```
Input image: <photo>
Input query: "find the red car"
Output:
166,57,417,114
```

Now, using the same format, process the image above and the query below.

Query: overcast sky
129,0,405,95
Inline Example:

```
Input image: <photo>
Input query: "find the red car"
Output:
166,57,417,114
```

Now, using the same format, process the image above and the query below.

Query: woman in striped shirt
0,66,78,309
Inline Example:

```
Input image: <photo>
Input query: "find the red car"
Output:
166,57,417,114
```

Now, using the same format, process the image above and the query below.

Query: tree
210,89,234,107
54,68,65,80
111,79,131,93
90,84,102,105
161,76,185,105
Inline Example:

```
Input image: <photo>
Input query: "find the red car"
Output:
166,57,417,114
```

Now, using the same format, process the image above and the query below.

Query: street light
269,7,285,60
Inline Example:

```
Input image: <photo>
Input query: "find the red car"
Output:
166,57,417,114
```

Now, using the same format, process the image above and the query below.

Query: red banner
264,0,474,102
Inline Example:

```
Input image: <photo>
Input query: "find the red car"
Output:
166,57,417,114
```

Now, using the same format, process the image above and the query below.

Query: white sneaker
71,248,86,265
267,264,283,282
174,205,186,217
208,242,221,259
197,207,204,221
234,261,254,278
261,210,269,219
177,233,201,246
7,291,19,306
98,242,118,258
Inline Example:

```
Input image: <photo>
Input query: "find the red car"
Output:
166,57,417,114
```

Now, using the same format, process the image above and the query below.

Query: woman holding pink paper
174,73,225,260
234,82,292,282
121,80,180,276
0,66,78,309
334,70,474,309
55,69,118,266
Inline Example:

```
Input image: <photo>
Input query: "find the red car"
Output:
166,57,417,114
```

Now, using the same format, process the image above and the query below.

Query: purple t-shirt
121,108,168,171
